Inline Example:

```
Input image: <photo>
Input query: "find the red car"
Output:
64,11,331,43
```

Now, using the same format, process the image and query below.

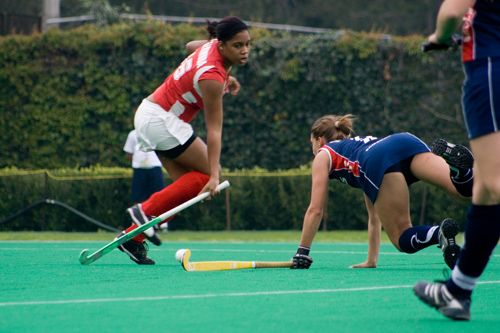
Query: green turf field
1,232,499,332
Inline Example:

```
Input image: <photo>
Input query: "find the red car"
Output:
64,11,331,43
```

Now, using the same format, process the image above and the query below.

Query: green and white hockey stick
79,180,230,265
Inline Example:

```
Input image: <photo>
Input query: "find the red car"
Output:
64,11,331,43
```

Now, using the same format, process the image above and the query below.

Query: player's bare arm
350,195,381,268
227,76,241,95
291,150,329,269
199,79,224,196
299,150,330,248
186,40,208,54
430,0,473,43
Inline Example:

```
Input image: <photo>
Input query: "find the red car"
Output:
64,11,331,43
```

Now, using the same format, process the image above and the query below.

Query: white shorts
134,99,194,152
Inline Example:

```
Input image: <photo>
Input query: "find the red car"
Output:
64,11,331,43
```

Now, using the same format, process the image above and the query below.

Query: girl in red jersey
290,114,474,271
117,17,251,265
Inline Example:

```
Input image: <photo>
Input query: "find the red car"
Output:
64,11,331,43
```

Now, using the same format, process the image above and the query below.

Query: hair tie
335,121,340,128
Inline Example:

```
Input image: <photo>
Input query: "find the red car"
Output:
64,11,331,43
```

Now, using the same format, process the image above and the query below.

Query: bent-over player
290,114,474,271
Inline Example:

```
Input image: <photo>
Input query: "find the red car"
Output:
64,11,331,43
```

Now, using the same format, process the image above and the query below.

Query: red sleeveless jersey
152,40,230,123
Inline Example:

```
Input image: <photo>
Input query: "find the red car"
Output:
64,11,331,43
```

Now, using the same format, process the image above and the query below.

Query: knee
387,230,405,252
489,182,500,203
474,180,500,204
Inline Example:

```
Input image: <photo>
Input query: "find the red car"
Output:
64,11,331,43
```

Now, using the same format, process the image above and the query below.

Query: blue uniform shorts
462,55,500,139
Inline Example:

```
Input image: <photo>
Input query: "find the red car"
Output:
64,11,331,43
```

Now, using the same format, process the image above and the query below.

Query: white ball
175,249,187,262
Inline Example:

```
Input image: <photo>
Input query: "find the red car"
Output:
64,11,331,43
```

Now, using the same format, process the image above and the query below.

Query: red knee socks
127,171,209,243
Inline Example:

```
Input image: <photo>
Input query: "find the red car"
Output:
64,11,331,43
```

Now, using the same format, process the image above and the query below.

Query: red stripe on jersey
462,7,476,62
322,146,361,177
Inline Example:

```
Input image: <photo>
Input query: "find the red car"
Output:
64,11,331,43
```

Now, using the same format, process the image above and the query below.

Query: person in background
116,16,251,265
123,129,165,204
413,0,500,321
290,114,473,272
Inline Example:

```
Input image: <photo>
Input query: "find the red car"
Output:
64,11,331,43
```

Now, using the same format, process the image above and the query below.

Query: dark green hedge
0,21,470,232
1,20,467,171
0,169,469,232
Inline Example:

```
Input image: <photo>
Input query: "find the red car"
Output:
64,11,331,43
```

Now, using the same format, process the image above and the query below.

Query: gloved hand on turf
291,246,313,269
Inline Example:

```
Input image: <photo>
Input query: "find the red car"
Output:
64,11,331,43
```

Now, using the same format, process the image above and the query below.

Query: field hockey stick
178,249,293,271
421,33,462,52
79,180,231,265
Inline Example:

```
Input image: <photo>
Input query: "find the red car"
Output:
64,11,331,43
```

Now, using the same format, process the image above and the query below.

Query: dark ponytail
206,20,218,39
206,16,249,42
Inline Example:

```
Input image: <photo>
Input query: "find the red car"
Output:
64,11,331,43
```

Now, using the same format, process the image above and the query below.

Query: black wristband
297,246,310,255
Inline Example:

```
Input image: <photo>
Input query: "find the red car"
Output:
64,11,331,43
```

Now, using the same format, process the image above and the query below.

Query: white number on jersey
354,136,377,144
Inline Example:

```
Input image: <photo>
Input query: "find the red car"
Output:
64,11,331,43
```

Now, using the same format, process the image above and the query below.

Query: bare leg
373,172,412,251
470,131,500,205
410,152,468,203
157,137,221,181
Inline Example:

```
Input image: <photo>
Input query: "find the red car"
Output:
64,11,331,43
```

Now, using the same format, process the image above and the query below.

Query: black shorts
385,155,419,186
155,133,196,159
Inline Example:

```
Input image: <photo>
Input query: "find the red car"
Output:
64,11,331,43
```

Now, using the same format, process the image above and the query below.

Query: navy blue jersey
461,1,500,138
462,0,500,62
319,133,430,203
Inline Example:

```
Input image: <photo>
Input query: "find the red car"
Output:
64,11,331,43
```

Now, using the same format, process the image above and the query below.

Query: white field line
1,281,500,307
0,247,463,256
1,246,499,257
0,240,368,245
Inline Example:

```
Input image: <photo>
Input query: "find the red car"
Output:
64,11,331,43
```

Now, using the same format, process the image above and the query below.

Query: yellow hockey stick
178,249,292,271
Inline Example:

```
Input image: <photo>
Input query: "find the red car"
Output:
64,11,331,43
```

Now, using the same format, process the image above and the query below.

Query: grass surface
0,230,459,242
0,230,465,244
0,238,498,333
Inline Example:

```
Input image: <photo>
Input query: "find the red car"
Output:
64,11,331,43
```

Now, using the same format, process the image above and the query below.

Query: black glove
291,247,313,269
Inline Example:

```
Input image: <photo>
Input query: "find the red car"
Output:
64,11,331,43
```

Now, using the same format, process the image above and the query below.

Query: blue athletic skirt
357,134,430,203
323,133,430,203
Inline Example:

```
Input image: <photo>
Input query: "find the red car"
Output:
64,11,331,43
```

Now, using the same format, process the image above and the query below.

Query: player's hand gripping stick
291,246,313,269
421,33,462,52
79,181,230,265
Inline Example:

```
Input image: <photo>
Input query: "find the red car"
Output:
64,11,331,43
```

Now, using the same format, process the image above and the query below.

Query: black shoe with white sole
127,204,162,246
438,218,461,269
431,139,474,170
116,231,155,265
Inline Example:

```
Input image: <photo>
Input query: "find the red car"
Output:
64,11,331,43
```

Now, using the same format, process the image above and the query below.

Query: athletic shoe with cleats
127,204,162,246
431,139,474,169
414,281,471,321
116,231,155,265
438,218,460,269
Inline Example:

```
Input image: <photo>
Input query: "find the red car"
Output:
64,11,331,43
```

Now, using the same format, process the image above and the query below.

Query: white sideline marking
1,246,499,257
0,285,413,307
1,281,500,307
0,247,473,257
